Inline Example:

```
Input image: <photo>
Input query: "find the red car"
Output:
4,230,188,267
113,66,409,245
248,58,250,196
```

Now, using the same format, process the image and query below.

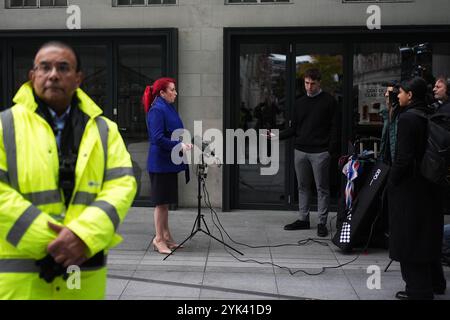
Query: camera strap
35,93,89,206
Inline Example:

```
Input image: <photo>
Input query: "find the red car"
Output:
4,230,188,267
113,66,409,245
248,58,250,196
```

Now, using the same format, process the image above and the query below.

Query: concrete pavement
106,207,450,300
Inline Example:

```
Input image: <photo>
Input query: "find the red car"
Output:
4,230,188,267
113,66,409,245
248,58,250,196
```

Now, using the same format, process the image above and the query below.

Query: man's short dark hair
304,68,321,81
35,41,82,72
382,80,399,87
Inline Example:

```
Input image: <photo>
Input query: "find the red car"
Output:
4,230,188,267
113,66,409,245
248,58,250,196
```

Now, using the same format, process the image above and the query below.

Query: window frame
342,0,413,3
6,0,68,8
225,0,291,4
112,0,177,7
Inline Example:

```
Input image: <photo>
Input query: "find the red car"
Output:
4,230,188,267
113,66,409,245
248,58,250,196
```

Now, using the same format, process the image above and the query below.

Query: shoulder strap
406,108,428,119
430,112,450,122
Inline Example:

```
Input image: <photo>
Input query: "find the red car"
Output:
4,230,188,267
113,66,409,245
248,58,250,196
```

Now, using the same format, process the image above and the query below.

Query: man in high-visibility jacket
0,42,137,299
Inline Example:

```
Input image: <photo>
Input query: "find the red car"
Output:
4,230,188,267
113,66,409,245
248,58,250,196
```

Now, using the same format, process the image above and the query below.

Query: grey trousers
294,149,330,225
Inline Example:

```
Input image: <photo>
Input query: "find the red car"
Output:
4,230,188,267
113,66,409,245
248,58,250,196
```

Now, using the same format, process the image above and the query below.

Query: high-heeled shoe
152,238,172,254
166,241,184,250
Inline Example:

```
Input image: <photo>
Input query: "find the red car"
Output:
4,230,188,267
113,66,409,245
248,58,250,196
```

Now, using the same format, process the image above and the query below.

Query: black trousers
400,260,446,299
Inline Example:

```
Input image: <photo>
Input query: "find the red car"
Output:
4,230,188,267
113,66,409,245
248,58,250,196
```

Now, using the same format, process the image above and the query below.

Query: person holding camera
379,82,401,165
0,42,137,299
142,77,192,254
387,77,446,300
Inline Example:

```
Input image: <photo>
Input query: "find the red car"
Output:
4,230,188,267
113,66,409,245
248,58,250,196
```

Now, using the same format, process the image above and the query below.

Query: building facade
1,0,449,210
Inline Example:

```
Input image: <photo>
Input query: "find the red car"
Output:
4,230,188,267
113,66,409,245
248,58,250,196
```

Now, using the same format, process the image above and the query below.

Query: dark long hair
399,77,427,103
142,77,176,113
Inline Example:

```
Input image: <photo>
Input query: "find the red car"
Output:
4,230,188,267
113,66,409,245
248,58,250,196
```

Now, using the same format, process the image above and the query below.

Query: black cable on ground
200,179,381,276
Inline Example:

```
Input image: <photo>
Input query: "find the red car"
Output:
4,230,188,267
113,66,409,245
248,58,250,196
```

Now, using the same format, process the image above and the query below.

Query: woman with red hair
143,77,192,254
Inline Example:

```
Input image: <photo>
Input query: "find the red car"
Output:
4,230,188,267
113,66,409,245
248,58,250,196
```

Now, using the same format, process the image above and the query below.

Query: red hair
142,77,176,113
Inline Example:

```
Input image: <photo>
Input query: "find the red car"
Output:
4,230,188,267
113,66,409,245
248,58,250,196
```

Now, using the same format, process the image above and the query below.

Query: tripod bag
333,160,390,252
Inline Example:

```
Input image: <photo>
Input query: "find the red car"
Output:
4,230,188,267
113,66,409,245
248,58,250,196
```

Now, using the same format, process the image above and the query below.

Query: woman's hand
181,143,193,152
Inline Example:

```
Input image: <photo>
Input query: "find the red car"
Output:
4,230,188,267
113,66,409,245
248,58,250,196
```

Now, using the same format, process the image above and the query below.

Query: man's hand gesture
262,129,277,139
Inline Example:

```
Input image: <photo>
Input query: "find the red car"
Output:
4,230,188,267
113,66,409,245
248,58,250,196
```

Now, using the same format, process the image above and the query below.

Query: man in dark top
432,76,450,215
280,68,338,237
433,76,450,113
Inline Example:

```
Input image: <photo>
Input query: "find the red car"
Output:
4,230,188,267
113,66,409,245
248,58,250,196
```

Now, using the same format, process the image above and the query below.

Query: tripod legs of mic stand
384,259,394,272
163,213,244,260
164,166,243,260
197,214,244,255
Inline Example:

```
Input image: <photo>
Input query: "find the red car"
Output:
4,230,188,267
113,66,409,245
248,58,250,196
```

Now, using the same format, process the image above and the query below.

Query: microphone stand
164,152,243,260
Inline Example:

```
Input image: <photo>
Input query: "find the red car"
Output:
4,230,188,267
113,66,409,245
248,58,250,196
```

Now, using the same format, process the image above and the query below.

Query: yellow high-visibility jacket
0,82,137,300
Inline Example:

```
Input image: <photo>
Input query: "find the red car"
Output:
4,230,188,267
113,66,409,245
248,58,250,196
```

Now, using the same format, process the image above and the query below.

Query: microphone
192,135,215,156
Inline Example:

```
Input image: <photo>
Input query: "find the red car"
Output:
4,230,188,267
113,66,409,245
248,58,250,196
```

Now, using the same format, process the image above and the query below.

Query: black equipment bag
333,161,390,252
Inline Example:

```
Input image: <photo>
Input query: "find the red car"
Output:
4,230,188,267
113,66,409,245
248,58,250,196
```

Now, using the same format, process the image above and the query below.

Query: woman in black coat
388,77,446,300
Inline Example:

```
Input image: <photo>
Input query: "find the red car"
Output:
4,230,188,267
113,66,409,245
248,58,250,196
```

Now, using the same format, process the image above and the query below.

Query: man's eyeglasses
33,62,74,75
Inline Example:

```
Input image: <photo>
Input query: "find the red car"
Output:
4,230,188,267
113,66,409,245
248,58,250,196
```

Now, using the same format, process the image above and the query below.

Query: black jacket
387,100,443,263
438,100,450,114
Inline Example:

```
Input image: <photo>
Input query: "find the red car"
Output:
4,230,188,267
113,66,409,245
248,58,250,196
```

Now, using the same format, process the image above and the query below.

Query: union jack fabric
342,157,361,211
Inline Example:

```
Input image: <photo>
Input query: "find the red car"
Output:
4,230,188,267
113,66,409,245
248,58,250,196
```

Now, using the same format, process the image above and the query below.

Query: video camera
388,85,400,110
399,43,433,81
399,42,436,105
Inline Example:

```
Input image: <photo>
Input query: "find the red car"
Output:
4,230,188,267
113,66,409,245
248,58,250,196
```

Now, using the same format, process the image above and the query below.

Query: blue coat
147,96,187,173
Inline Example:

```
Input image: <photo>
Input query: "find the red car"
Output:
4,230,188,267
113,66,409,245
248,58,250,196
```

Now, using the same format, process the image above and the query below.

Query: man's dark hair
382,80,399,87
304,68,321,81
34,41,82,72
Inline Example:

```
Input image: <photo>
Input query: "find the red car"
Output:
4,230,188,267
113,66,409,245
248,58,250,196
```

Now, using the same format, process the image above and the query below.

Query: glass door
74,45,109,110
232,41,344,209
12,43,39,94
114,41,164,201
236,43,289,207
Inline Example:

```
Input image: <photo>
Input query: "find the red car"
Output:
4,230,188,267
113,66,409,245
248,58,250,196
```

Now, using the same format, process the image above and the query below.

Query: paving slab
107,207,449,300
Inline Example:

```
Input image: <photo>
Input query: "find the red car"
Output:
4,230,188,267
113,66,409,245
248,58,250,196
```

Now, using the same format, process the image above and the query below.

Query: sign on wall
358,83,385,124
